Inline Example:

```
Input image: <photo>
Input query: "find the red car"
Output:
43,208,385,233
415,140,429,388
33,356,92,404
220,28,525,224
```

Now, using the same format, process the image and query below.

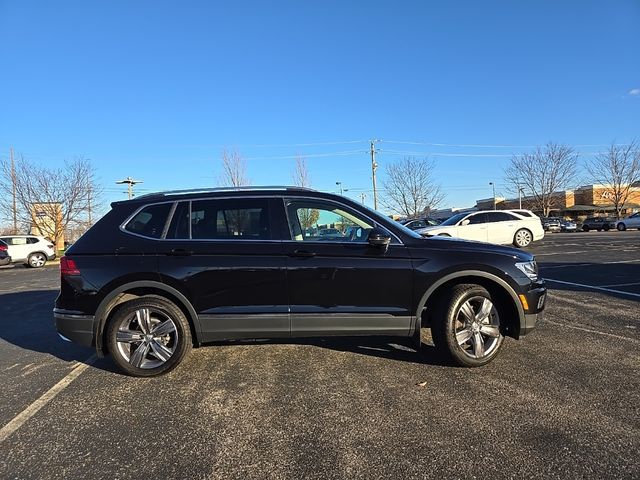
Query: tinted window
191,199,270,240
7,237,28,246
486,212,517,223
27,237,40,244
124,203,173,238
166,201,190,239
467,213,487,225
286,199,374,243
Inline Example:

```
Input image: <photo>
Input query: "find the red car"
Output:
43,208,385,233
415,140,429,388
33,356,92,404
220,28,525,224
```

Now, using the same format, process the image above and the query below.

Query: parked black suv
55,187,546,376
582,217,617,232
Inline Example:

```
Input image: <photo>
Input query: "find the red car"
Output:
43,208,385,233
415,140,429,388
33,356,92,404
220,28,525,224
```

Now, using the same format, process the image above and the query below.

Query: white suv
416,210,545,247
0,235,57,268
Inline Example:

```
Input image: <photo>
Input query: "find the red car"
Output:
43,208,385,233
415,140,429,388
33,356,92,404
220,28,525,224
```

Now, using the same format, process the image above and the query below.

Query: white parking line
545,278,640,299
0,355,96,443
545,319,640,344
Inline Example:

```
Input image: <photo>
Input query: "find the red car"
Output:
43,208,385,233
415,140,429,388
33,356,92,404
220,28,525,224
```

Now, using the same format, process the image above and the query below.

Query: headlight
515,261,538,281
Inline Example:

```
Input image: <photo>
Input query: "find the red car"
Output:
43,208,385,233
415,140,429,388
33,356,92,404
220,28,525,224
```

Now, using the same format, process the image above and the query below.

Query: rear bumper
54,308,95,347
0,256,10,266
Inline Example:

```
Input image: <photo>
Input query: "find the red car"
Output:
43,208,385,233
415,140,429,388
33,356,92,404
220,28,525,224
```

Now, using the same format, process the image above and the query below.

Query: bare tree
219,148,249,187
292,155,311,187
382,157,445,218
0,155,101,247
585,142,640,219
504,143,578,217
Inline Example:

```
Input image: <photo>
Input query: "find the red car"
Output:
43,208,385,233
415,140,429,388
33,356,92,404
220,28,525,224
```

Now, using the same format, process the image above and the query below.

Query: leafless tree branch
382,157,445,217
219,148,250,187
585,142,640,219
504,143,578,217
292,154,311,188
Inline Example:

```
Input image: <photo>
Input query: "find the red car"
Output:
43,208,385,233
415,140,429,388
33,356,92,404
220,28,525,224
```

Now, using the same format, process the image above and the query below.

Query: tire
431,284,504,367
513,228,532,248
582,226,590,232
107,297,192,377
603,225,610,232
617,223,626,231
27,252,47,268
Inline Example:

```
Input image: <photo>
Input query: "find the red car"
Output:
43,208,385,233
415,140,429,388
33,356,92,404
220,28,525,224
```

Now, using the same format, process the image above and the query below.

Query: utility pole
360,192,367,205
10,147,17,234
370,140,379,210
489,182,496,210
336,181,343,195
116,177,143,200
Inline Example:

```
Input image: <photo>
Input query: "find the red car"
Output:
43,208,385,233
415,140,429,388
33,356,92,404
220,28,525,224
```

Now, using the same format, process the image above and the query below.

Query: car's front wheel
513,228,532,248
431,284,504,367
27,252,47,268
107,297,192,377
617,223,626,231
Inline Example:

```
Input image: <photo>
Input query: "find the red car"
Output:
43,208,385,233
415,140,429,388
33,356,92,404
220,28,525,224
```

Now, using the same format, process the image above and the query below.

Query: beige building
30,202,65,251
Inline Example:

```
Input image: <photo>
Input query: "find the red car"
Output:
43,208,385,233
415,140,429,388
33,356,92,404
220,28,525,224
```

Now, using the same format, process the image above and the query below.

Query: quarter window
124,203,173,238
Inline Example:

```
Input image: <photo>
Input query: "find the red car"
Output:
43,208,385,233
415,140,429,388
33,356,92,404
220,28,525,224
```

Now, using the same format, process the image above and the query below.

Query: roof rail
135,185,317,199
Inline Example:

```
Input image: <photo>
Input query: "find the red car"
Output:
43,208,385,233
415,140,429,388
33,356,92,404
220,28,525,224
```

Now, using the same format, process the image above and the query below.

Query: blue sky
0,0,638,213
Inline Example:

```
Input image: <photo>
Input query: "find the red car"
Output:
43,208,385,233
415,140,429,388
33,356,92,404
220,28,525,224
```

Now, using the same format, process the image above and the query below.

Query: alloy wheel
115,307,179,369
453,296,501,360
515,229,532,247
29,253,46,268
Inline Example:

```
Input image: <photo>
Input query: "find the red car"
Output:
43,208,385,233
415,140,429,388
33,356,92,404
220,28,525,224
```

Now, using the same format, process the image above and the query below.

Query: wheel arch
94,280,202,356
415,270,525,340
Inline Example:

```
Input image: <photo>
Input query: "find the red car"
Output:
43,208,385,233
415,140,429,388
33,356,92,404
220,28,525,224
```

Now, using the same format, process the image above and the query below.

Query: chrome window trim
120,196,277,242
282,196,404,246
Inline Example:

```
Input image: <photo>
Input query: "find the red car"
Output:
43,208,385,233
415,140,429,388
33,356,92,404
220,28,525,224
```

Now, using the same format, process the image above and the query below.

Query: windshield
440,212,468,226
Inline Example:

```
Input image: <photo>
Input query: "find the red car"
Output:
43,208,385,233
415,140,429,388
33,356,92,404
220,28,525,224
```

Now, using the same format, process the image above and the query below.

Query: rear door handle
168,248,193,256
290,249,316,258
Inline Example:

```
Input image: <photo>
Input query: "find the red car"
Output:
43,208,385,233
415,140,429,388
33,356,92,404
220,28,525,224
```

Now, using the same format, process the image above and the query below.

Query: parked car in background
55,186,546,376
559,219,577,232
0,235,56,268
541,218,562,233
400,217,441,230
616,213,640,231
417,210,545,248
0,239,11,266
581,217,617,232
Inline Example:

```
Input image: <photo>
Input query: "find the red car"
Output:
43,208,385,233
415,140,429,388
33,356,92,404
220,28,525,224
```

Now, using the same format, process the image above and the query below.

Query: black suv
55,187,546,376
582,217,617,232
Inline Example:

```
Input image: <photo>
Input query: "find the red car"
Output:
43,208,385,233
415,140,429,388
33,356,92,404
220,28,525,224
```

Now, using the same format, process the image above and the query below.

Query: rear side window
7,237,28,246
191,199,270,240
486,212,517,222
124,203,173,238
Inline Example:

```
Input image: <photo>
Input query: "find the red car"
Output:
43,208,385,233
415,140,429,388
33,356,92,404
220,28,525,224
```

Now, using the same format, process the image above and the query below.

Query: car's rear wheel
27,252,47,268
107,297,192,377
513,228,532,248
617,223,626,231
603,225,610,232
583,225,590,232
431,284,504,367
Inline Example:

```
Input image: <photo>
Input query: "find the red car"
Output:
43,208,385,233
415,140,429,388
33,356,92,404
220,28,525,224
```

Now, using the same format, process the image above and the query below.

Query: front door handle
290,249,316,258
168,248,193,256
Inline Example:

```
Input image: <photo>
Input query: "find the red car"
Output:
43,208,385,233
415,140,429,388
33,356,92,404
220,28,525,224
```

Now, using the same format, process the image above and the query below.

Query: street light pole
489,182,496,210
518,187,524,210
335,181,343,195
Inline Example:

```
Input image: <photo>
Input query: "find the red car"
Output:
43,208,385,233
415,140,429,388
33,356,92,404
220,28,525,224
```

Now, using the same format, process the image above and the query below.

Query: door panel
158,198,289,341
458,213,488,242
283,198,413,336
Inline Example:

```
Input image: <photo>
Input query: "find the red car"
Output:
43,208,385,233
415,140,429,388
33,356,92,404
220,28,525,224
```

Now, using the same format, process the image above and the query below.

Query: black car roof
111,186,327,207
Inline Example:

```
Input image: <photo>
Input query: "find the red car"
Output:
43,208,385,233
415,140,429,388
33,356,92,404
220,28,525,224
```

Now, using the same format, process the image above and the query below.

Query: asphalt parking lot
1,231,639,479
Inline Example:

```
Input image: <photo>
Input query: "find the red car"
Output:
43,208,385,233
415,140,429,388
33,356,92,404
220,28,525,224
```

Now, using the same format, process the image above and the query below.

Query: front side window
191,199,270,240
286,200,374,243
124,203,173,238
8,237,28,246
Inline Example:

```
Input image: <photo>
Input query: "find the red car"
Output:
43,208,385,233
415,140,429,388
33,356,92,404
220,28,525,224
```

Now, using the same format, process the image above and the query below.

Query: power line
381,140,624,149
244,150,366,160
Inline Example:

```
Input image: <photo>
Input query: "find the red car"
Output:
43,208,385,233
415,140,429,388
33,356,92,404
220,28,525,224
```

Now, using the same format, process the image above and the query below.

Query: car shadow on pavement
0,289,119,373
540,262,640,302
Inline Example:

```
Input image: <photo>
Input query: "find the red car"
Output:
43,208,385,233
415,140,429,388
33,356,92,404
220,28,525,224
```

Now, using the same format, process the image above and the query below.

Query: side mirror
460,219,471,226
368,228,391,248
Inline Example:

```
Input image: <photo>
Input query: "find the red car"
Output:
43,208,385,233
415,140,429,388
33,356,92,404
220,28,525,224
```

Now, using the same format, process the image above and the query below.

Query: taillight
60,256,80,276
0,244,7,252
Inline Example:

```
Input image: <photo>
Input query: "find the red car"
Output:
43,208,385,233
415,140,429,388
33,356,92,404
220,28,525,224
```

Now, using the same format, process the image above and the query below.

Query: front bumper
54,308,95,347
518,282,546,336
